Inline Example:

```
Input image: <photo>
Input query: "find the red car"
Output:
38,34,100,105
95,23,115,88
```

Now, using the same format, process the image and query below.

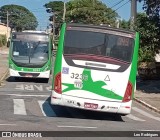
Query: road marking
2,94,49,97
126,114,145,121
140,130,160,131
0,124,16,126
15,84,51,91
38,100,56,117
57,125,97,129
13,99,27,115
132,107,160,121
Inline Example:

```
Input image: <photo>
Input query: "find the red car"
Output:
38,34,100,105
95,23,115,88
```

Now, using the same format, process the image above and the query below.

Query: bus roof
12,32,48,36
66,23,136,35
11,32,49,42
22,30,47,34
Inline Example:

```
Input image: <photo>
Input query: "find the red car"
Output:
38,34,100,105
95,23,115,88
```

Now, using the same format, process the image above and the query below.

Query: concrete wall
0,23,11,40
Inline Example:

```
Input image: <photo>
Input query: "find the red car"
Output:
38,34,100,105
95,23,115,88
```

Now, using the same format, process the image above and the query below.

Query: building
0,23,11,40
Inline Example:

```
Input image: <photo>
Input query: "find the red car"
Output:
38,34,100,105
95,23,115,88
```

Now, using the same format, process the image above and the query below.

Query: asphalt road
0,76,160,140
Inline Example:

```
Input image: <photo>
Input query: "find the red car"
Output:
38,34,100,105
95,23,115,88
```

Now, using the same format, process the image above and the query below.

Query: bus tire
119,113,127,116
14,77,20,81
43,78,49,83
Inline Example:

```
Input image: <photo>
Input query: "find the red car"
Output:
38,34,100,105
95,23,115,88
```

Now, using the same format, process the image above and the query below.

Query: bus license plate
25,74,33,77
84,103,98,109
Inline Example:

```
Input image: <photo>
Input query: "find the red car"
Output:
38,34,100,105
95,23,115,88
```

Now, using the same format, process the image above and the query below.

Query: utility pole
116,19,120,28
6,11,9,41
63,0,66,22
130,0,137,30
52,13,55,43
46,8,55,48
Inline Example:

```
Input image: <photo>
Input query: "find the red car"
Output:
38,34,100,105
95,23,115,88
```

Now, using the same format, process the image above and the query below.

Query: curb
134,97,160,114
0,69,9,86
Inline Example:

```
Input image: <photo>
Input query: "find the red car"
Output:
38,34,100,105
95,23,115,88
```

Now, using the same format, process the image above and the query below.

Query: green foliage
66,0,118,26
44,1,64,22
44,1,64,13
44,1,64,34
44,0,119,26
134,13,160,62
138,0,160,18
0,5,38,31
0,38,2,47
120,19,130,29
0,35,7,47
138,47,155,62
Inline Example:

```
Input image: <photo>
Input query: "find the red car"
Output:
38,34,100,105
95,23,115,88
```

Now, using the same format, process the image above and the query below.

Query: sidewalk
0,47,9,85
135,78,160,113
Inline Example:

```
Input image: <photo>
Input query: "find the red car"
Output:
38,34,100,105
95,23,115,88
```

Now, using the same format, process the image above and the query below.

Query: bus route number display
117,37,130,46
13,34,48,41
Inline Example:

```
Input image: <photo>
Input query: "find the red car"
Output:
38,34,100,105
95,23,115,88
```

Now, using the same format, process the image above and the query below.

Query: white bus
51,23,139,115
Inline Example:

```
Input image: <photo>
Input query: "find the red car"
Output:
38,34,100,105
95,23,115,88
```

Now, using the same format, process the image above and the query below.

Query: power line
106,0,130,18
110,0,126,9
114,0,130,12
31,10,46,13
30,8,44,10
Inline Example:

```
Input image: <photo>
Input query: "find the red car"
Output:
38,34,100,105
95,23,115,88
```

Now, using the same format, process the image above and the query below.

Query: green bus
9,31,53,81
51,23,139,115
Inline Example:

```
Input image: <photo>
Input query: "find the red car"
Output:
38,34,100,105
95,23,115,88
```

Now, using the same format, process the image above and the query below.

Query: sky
0,0,144,30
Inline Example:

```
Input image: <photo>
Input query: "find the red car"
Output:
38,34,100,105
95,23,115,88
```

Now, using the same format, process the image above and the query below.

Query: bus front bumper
9,69,50,78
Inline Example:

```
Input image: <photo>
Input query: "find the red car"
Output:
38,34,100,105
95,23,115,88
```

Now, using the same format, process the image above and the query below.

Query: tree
120,19,130,29
134,13,160,62
66,0,118,26
44,0,119,27
136,0,160,63
138,0,160,17
0,5,38,31
44,1,64,34
138,0,160,28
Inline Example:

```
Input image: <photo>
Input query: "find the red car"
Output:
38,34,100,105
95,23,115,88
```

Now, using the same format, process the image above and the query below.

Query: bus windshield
11,40,49,67
64,28,134,62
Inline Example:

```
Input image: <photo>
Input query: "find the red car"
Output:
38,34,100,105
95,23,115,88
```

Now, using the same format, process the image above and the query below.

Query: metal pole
52,13,55,47
63,0,66,22
7,11,9,41
130,0,137,30
116,19,120,28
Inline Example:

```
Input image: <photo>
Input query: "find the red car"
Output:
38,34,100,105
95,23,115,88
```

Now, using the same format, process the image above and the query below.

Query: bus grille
18,72,40,77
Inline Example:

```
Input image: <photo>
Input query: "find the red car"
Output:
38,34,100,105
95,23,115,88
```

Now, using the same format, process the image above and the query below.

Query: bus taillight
122,81,132,102
54,72,62,94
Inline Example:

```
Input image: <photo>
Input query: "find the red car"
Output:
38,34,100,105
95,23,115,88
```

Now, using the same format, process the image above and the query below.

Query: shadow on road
136,76,160,94
42,97,124,122
6,76,49,83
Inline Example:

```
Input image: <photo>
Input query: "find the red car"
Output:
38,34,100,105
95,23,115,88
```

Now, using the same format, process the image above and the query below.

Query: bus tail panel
60,55,132,102
51,92,132,114
51,23,139,115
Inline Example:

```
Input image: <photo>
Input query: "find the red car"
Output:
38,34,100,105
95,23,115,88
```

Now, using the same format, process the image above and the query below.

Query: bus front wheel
43,78,49,83
14,77,21,81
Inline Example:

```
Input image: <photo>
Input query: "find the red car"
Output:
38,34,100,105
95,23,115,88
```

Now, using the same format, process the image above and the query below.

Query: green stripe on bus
63,69,123,100
129,32,140,98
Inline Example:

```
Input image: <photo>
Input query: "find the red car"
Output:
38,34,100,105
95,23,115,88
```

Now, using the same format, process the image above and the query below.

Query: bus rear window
64,29,134,62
